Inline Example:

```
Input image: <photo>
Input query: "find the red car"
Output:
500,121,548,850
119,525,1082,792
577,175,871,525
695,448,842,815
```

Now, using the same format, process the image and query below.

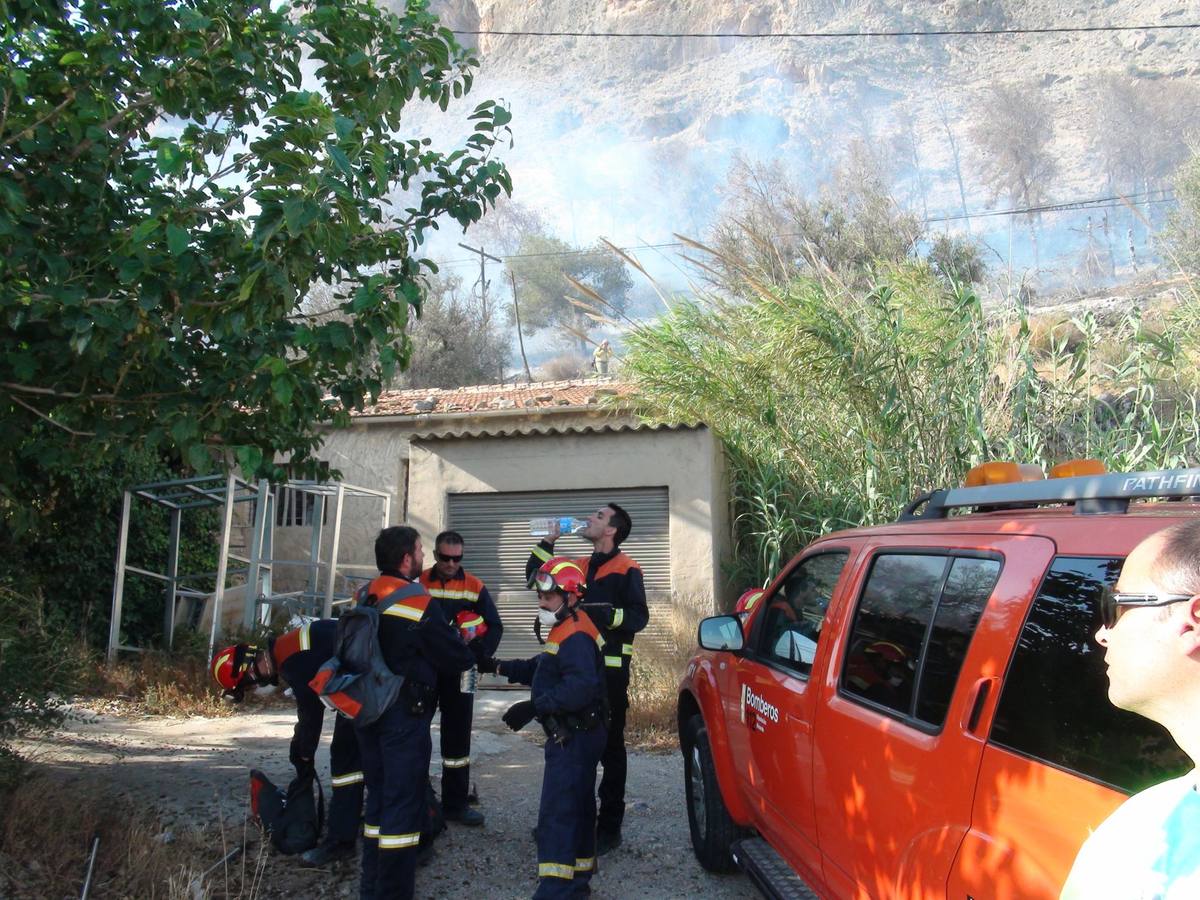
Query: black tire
682,714,742,873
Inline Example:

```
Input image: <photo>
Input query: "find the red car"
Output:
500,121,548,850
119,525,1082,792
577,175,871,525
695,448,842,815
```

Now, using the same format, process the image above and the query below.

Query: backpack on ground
308,581,425,727
250,769,325,855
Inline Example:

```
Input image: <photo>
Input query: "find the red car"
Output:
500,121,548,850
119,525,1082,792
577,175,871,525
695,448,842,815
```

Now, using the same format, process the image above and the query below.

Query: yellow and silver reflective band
575,857,595,873
378,831,421,850
611,608,624,628
363,823,380,840
332,771,364,787
427,587,480,602
544,641,560,655
532,545,553,563
604,655,623,668
298,623,312,651
622,643,634,656
443,756,470,769
383,603,423,621
538,862,576,879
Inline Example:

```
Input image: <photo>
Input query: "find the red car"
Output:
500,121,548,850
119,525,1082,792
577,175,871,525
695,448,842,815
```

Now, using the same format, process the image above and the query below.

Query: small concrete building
273,378,731,656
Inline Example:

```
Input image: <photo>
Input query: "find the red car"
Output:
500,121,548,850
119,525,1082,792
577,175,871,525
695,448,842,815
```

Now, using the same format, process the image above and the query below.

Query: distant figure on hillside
592,339,613,376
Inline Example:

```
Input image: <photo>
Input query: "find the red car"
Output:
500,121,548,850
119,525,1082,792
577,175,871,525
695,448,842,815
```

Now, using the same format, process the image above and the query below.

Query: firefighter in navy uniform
210,621,363,866
480,557,608,899
526,502,647,855
419,530,504,827
355,525,475,900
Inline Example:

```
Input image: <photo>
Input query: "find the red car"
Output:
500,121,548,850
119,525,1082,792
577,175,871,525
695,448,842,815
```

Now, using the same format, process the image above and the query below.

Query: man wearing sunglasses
419,530,504,827
1061,522,1200,899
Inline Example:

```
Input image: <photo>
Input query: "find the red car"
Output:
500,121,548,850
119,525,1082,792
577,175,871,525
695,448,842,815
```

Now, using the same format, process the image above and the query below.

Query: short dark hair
1150,520,1200,594
435,530,464,549
607,502,632,546
376,525,420,571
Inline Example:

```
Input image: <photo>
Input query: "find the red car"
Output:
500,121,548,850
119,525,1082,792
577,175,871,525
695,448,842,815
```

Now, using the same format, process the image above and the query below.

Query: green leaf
238,268,262,302
235,445,263,473
166,224,188,256
186,443,211,473
59,51,85,66
156,142,183,177
328,144,353,178
272,377,293,405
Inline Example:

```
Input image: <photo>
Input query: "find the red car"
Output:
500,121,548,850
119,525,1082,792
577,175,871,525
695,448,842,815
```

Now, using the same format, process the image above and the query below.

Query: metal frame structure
106,474,390,663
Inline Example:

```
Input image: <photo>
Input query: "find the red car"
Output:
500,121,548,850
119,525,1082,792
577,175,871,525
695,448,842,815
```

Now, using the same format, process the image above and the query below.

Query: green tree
0,0,511,526
506,234,632,357
396,274,510,388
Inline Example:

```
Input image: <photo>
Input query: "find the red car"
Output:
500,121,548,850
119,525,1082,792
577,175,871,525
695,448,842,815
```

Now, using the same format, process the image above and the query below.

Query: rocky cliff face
406,0,1200,287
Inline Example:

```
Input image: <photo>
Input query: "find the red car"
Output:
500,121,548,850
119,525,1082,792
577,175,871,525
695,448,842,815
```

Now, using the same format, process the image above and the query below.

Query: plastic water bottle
529,516,587,537
459,665,477,694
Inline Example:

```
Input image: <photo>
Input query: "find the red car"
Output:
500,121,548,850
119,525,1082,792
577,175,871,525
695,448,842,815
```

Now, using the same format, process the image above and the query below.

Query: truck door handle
963,677,996,735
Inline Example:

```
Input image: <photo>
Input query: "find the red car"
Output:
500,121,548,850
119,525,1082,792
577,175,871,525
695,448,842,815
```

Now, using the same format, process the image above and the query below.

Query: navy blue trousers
534,724,607,899
356,704,432,900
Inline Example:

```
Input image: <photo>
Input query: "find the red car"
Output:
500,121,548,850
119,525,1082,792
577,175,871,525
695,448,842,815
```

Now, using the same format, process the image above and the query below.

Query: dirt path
17,692,755,899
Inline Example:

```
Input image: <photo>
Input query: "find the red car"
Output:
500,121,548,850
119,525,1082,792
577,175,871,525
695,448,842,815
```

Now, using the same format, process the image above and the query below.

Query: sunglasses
435,551,463,563
1099,587,1194,629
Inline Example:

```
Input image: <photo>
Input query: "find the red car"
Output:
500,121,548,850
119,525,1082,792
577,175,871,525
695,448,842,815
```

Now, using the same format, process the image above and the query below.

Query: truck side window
757,551,848,677
842,554,999,727
990,556,1190,794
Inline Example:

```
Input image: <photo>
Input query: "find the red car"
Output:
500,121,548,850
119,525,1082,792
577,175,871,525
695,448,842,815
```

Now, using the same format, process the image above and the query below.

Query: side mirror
697,614,744,652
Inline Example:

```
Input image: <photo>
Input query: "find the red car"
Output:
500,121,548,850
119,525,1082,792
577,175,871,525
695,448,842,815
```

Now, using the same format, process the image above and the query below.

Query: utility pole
509,270,534,383
457,242,501,320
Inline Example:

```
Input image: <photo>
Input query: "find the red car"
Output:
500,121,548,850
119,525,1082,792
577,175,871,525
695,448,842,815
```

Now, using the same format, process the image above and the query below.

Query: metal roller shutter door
447,487,670,659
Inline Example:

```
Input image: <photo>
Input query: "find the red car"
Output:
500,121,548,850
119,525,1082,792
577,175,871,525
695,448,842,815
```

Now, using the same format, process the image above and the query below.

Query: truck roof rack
899,467,1200,520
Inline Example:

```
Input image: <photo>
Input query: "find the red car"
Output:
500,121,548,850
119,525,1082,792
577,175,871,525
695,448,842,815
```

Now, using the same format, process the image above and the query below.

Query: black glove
502,699,537,732
475,656,499,675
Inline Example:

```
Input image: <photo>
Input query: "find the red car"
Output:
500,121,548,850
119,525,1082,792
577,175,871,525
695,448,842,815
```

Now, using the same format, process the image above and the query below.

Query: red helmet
211,643,255,699
454,609,488,641
533,557,586,597
735,588,765,615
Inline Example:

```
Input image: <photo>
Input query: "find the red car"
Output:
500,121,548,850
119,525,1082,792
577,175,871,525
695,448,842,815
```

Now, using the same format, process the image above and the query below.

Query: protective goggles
1099,587,1194,629
533,570,560,593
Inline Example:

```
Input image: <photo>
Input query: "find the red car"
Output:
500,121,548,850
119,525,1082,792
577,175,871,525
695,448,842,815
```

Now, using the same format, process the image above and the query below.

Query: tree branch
0,89,76,150
6,392,96,437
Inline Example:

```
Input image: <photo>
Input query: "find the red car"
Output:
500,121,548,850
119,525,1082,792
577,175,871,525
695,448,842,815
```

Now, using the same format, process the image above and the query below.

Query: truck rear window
990,556,1191,794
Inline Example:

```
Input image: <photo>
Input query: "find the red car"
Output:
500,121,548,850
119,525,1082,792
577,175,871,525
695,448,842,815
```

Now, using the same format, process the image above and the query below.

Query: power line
452,22,1200,40
433,189,1176,267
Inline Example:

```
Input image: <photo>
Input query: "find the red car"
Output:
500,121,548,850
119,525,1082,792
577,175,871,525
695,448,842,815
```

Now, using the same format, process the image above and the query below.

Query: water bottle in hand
529,516,587,537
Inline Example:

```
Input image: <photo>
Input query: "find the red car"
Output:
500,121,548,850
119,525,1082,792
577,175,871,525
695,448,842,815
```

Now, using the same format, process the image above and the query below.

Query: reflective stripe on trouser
357,702,432,900
533,724,607,900
436,673,475,811
328,714,364,844
597,664,630,834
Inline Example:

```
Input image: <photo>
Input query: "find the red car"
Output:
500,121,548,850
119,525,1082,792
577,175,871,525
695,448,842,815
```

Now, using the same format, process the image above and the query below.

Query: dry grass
0,768,269,899
626,603,703,752
81,646,234,718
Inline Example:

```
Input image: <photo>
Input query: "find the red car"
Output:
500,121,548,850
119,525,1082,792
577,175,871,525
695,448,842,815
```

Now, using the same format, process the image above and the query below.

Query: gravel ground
16,691,755,899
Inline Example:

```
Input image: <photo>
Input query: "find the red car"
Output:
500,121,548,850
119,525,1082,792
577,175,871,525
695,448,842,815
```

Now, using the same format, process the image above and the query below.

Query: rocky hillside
405,1,1200,294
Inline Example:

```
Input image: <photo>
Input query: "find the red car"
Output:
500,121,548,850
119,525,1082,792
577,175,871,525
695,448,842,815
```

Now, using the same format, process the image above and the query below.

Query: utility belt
402,679,437,717
539,696,610,746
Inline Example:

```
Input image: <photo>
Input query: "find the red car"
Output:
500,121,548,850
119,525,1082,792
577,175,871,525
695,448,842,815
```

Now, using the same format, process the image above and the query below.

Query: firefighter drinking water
479,557,608,899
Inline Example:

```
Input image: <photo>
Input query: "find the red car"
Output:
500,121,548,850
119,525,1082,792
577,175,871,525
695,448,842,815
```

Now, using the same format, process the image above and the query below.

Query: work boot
298,840,355,868
444,806,485,827
595,829,622,856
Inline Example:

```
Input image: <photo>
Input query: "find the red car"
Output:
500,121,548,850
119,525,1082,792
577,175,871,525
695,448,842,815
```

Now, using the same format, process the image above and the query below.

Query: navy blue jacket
501,612,606,716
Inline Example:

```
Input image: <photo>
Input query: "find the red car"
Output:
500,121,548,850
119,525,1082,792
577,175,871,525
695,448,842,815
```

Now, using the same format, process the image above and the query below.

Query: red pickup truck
677,462,1195,898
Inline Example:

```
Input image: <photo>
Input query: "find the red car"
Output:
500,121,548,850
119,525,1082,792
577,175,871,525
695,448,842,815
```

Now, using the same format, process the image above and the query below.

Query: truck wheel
683,714,741,872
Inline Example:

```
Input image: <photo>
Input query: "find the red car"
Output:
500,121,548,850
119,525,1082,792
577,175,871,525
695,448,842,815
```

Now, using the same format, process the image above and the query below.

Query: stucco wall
407,426,728,610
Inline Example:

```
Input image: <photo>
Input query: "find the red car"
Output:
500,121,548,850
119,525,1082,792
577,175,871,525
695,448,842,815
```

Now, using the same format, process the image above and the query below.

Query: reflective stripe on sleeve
378,832,421,850
332,771,363,787
363,823,380,839
611,608,624,628
532,545,553,563
382,604,423,621
622,643,634,655
604,656,623,668
299,623,311,650
544,641,560,655
575,857,595,872
442,756,470,769
539,862,576,879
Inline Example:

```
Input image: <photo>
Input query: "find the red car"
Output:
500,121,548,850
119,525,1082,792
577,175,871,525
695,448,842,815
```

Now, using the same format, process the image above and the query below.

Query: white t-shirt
1061,770,1200,900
